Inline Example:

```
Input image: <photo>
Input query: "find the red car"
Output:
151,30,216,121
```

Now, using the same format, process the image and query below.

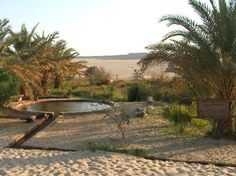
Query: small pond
24,101,111,113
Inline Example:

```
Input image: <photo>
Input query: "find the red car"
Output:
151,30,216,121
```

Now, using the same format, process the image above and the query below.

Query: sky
0,0,207,56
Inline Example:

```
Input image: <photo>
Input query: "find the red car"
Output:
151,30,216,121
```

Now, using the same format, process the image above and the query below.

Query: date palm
32,32,60,95
3,24,42,97
0,18,11,64
139,0,236,135
51,40,86,89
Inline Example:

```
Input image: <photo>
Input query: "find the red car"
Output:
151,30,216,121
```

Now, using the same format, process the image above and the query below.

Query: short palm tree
3,24,42,97
139,0,236,135
50,40,86,89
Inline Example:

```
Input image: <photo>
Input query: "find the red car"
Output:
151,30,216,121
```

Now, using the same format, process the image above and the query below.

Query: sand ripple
0,149,235,176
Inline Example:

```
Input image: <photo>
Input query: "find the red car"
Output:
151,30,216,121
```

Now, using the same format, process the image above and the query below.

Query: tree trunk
41,75,49,95
19,85,32,100
211,101,233,137
121,131,126,147
54,75,62,89
20,85,27,97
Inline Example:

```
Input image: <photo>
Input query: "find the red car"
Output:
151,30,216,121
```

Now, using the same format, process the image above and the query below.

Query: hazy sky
0,0,207,56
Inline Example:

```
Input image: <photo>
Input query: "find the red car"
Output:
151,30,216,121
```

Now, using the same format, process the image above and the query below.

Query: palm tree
0,18,11,64
3,23,42,97
32,32,59,95
50,40,86,89
53,59,86,89
139,0,236,135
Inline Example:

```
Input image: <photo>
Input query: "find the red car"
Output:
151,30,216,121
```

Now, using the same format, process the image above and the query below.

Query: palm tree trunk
20,85,27,97
54,75,62,89
41,72,49,95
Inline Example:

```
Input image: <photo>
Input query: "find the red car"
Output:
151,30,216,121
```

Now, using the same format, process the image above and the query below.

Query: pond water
24,101,111,113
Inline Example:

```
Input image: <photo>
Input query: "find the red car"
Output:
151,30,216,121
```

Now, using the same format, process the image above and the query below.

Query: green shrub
153,88,175,103
191,118,211,129
152,77,195,104
127,82,151,102
127,149,149,158
86,142,115,152
50,78,136,102
153,88,193,105
86,142,151,159
112,89,127,102
84,66,112,86
71,87,90,97
163,104,192,133
50,89,68,96
0,68,18,106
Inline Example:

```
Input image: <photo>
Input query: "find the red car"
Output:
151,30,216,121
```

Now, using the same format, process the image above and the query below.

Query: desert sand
84,59,168,79
1,103,236,175
0,149,236,176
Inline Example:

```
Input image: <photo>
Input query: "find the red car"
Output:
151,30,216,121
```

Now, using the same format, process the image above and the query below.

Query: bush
86,142,150,159
84,66,112,86
0,68,18,106
152,77,195,104
112,89,127,102
127,82,151,102
86,141,115,152
50,88,68,96
192,118,210,129
163,104,192,133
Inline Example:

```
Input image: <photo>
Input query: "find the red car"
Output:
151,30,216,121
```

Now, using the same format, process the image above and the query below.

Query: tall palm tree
139,0,236,135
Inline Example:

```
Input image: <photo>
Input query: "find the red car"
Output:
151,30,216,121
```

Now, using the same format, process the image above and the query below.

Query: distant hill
78,52,147,60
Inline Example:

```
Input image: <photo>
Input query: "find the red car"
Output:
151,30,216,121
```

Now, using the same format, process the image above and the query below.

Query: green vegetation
127,82,151,101
86,142,151,159
146,104,212,137
152,77,195,105
0,68,18,106
0,19,85,99
49,79,128,101
163,104,192,133
127,69,152,101
0,0,235,141
84,66,112,86
139,0,236,136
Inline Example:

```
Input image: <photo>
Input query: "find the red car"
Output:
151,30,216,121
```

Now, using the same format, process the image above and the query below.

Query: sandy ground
23,102,236,165
0,118,31,149
84,59,169,79
1,103,236,175
0,149,236,176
